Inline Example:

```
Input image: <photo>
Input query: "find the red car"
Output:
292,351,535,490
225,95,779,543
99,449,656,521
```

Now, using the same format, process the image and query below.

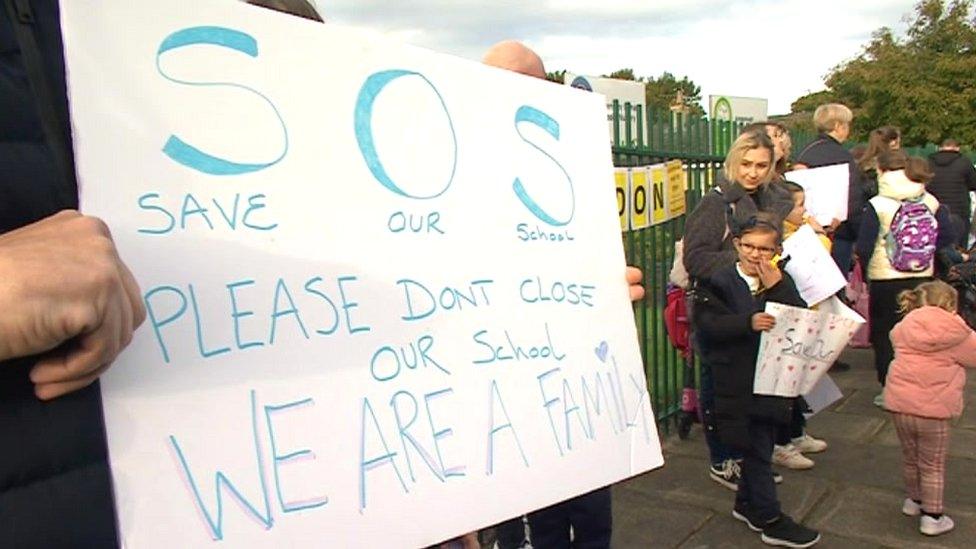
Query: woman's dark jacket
693,266,807,449
682,176,793,282
1,1,119,546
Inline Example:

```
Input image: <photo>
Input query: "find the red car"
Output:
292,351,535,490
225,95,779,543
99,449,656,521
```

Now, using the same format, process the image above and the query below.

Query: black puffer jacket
693,266,807,449
1,1,118,546
927,150,976,222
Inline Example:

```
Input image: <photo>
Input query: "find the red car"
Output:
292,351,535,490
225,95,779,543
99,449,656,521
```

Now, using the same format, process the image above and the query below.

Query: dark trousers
831,237,855,278
494,516,525,549
775,398,806,445
699,352,742,465
869,278,929,385
735,420,781,523
527,487,612,549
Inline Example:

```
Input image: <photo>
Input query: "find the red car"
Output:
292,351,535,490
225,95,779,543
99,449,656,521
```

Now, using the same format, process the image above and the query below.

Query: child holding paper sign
694,214,819,547
883,281,976,536
770,182,831,471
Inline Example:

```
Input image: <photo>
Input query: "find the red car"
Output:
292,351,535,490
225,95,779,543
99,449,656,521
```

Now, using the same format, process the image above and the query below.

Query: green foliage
545,69,567,84
791,0,976,147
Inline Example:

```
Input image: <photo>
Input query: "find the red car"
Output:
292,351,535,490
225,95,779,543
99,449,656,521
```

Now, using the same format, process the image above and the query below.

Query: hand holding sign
754,298,864,397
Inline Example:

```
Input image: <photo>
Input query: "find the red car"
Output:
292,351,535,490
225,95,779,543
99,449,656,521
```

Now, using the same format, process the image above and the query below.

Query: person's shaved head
482,40,546,79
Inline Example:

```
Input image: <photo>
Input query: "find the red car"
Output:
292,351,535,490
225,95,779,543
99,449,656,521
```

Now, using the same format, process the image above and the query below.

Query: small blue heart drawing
594,341,609,362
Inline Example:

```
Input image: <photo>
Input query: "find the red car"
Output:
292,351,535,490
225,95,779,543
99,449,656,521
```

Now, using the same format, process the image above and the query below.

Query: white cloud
321,0,918,114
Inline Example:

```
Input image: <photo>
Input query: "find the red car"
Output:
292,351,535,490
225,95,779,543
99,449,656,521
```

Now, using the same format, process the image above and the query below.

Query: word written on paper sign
62,3,663,547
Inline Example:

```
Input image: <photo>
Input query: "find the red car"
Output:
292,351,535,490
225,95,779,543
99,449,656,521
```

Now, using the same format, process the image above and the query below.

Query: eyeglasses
737,242,776,256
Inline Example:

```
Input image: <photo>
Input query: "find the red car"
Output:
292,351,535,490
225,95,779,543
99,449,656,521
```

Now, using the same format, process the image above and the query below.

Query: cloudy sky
315,0,919,115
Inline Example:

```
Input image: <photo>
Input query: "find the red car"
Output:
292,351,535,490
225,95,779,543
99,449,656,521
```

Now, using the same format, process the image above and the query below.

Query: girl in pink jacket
884,281,976,536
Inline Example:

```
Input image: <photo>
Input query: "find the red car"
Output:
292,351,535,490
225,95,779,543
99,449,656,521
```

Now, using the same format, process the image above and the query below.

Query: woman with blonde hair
682,130,793,489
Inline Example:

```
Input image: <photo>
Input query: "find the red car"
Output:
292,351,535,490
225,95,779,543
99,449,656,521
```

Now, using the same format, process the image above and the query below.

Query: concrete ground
612,348,976,548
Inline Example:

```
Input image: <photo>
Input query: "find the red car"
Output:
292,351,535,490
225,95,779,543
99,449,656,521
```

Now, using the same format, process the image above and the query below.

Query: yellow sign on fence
666,160,686,218
615,168,630,232
630,168,650,230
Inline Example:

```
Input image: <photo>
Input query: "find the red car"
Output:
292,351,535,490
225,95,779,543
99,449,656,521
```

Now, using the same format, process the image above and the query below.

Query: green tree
790,0,976,146
545,69,567,84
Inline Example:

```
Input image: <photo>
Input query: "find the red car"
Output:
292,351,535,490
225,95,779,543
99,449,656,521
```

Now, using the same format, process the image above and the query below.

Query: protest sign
787,164,850,226
666,160,686,218
59,1,663,547
782,224,847,306
802,374,844,418
630,168,651,229
650,164,668,225
754,298,864,397
615,168,630,231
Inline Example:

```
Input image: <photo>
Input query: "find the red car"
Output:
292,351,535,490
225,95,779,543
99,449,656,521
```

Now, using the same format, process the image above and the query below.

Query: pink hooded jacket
884,306,976,418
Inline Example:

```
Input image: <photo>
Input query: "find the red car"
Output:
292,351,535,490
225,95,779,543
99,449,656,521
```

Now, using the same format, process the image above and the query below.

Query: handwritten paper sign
59,1,663,547
754,298,864,397
786,163,850,225
782,224,846,306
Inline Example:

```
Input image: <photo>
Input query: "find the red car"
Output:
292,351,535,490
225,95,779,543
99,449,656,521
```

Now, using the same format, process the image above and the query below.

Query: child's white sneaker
920,514,954,536
901,498,921,516
792,433,827,454
773,444,814,470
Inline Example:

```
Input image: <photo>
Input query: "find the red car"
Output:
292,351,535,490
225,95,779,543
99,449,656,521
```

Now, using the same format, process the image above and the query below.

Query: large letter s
512,106,575,226
157,27,287,176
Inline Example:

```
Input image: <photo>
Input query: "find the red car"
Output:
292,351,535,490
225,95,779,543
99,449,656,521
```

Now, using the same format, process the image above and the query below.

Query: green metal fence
612,104,975,435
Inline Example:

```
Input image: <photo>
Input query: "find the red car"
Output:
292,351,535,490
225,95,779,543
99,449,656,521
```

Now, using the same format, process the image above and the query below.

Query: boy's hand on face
756,256,783,290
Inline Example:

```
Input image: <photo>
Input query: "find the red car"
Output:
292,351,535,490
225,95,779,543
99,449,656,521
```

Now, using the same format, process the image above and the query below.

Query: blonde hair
897,281,958,314
813,103,853,133
723,131,775,185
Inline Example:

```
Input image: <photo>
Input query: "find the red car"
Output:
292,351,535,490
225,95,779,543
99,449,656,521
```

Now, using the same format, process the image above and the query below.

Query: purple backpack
885,197,938,272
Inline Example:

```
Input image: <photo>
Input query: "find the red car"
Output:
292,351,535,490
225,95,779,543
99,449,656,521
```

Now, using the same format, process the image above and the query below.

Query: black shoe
708,459,741,491
732,507,763,532
830,360,851,372
761,514,820,547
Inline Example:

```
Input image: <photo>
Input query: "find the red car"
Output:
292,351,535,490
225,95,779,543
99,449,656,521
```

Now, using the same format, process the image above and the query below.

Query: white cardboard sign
782,224,847,306
59,1,663,547
787,163,850,225
754,299,864,397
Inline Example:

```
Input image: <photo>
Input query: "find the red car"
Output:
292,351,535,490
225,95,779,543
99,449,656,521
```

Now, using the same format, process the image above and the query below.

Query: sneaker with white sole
902,498,921,517
873,393,886,408
791,433,827,454
773,444,815,470
920,514,954,536
732,507,763,532
761,514,821,547
709,459,741,491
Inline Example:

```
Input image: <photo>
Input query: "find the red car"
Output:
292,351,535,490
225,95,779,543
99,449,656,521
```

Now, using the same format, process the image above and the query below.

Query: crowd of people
3,0,976,548
681,104,976,546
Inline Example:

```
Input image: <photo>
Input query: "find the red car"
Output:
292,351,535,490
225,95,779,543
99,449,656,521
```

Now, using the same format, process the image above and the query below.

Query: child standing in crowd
856,151,956,406
883,281,976,536
695,213,819,547
771,183,829,471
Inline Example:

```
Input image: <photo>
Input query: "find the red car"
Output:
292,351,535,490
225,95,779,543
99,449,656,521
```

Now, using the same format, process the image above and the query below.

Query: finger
34,362,112,401
625,266,643,285
629,284,645,302
30,297,122,384
118,260,147,328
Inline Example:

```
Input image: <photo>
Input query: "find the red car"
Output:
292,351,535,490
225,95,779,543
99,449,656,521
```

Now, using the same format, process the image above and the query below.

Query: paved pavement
612,348,976,548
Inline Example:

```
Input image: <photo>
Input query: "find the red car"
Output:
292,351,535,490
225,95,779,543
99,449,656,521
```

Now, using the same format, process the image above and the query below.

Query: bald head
482,40,546,79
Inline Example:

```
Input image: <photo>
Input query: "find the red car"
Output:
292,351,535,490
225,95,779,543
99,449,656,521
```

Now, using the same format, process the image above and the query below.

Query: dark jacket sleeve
856,203,880,266
683,192,736,280
936,205,956,249
695,291,755,343
964,159,976,192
